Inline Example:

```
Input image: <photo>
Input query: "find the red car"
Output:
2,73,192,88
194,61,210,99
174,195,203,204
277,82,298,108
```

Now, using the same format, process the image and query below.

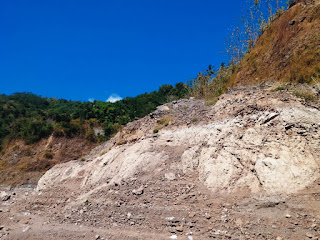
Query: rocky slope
1,84,320,240
37,84,320,197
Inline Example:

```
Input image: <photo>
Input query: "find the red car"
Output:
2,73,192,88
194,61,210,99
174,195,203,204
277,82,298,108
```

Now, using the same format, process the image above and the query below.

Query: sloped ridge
230,0,320,86
37,86,320,198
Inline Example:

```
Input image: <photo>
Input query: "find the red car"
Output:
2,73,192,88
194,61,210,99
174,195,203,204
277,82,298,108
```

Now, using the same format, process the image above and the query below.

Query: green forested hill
0,83,188,149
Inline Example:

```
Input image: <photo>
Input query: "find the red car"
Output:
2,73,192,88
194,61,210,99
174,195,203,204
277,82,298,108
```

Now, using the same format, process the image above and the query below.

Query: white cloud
106,94,122,103
88,98,95,102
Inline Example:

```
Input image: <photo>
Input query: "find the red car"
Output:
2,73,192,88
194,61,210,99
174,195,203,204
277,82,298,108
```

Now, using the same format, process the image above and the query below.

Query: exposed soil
1,171,320,239
1,84,320,239
0,136,98,187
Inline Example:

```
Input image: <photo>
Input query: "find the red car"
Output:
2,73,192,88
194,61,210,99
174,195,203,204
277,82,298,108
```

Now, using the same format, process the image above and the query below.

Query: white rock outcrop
37,88,320,197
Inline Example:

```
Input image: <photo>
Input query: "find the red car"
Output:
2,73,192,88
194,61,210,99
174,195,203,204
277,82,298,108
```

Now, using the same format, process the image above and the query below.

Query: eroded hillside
0,137,98,187
1,84,320,240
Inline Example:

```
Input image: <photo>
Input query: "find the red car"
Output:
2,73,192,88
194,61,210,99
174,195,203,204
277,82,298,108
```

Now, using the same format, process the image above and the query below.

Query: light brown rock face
3,85,320,240
37,86,320,197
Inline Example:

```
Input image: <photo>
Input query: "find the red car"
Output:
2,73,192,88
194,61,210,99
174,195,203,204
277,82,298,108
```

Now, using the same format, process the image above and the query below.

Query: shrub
191,117,198,123
53,124,65,137
158,116,174,126
85,128,98,143
293,90,317,102
189,63,234,104
12,118,53,145
104,122,118,138
43,151,54,159
271,86,287,92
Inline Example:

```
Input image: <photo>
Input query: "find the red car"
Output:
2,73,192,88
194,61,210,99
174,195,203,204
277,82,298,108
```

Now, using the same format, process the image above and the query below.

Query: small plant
24,149,32,156
293,90,317,102
311,76,320,94
153,116,174,133
205,97,219,106
191,117,198,123
158,116,174,126
43,151,54,159
84,200,90,205
80,158,86,162
271,86,287,92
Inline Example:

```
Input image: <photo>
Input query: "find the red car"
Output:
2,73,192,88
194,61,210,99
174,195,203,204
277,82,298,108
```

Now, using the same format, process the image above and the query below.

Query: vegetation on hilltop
189,0,320,102
0,83,188,150
228,0,320,86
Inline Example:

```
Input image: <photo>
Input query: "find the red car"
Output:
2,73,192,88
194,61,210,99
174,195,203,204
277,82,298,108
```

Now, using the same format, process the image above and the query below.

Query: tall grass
188,64,236,103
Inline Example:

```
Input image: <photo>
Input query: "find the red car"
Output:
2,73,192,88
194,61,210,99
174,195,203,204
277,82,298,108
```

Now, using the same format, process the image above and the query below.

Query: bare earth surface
1,85,320,240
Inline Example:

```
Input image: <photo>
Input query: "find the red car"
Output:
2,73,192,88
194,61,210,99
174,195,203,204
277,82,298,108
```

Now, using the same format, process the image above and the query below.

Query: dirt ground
1,175,320,240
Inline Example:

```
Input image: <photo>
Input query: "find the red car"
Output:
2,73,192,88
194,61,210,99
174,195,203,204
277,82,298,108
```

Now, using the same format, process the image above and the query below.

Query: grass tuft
293,90,317,102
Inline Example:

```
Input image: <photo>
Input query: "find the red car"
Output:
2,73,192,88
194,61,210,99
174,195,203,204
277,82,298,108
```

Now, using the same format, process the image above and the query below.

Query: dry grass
0,137,98,186
271,85,288,92
229,2,320,87
270,82,318,102
153,116,174,133
158,116,174,126
191,117,198,123
43,151,54,159
205,97,219,106
312,76,320,93
293,89,317,102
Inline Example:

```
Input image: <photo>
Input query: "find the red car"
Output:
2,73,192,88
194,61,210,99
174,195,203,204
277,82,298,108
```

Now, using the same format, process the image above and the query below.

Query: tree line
0,83,189,149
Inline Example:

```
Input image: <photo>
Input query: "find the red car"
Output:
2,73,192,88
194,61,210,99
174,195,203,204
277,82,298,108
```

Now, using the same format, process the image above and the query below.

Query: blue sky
1,0,244,101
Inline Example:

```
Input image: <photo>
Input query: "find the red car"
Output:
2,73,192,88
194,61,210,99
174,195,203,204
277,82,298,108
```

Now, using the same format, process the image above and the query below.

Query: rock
289,20,296,25
165,173,176,181
95,234,101,240
176,226,183,232
286,214,291,218
0,192,11,202
150,105,171,117
37,88,320,197
132,186,144,195
306,232,314,238
188,212,196,218
157,105,170,112
276,237,283,240
22,226,31,233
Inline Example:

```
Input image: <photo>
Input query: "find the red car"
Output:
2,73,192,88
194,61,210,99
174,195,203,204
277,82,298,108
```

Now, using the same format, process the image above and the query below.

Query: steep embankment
230,0,320,86
1,84,319,240
0,137,98,187
37,85,320,197
2,85,319,239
